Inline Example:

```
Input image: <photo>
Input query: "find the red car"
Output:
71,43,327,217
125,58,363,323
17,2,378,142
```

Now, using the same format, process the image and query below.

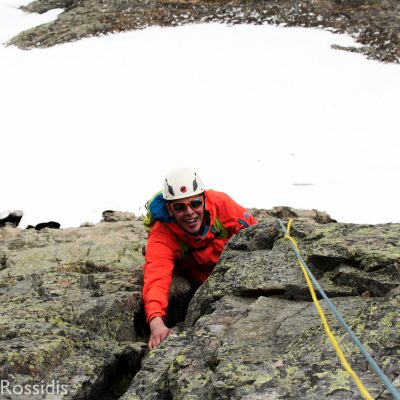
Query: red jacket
142,190,257,323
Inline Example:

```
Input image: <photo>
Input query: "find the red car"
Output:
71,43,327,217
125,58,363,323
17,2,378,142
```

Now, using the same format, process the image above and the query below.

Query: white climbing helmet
163,167,205,201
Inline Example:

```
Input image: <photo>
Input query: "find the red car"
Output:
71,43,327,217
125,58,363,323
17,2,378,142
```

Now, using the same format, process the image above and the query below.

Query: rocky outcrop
7,0,400,63
0,213,148,399
122,217,400,400
1,208,399,399
248,206,336,224
101,211,137,223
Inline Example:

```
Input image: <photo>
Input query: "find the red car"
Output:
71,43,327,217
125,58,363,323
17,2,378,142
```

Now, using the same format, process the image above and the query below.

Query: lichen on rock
122,214,400,400
0,214,148,399
1,209,399,399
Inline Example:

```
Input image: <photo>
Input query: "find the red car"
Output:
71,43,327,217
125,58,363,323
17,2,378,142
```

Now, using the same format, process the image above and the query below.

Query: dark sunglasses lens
173,203,186,212
172,198,203,212
190,199,202,208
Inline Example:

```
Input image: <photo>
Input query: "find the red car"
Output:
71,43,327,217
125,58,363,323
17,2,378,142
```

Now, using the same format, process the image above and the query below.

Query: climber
142,167,257,349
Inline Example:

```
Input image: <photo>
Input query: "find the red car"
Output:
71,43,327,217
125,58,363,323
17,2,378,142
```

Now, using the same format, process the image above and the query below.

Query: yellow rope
284,219,373,400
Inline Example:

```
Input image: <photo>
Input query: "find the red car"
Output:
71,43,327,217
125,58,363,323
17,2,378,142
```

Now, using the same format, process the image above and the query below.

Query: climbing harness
277,218,400,400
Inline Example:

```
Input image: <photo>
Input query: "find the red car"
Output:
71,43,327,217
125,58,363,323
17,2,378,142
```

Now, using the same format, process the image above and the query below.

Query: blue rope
277,218,400,400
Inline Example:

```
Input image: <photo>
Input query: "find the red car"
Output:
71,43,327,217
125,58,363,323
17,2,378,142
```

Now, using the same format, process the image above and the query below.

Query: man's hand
148,316,170,350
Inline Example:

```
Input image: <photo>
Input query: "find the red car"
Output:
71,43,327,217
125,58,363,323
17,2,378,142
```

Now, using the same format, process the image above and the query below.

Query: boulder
0,210,23,228
35,221,61,230
122,217,400,400
102,210,136,223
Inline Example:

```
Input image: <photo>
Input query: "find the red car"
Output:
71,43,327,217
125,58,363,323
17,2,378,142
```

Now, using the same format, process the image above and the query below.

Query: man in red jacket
143,167,257,349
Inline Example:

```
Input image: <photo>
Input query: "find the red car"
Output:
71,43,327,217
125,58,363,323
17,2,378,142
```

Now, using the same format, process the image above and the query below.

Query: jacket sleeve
142,223,181,323
212,191,257,236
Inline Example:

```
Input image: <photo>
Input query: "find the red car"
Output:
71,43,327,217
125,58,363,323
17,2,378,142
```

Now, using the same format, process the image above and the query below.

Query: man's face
168,195,205,234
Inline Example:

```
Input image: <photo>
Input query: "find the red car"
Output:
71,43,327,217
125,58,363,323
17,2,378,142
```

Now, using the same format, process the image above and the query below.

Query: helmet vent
166,179,175,196
193,176,198,192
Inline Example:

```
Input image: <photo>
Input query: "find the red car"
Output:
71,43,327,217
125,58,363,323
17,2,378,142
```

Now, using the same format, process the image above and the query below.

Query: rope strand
277,218,400,400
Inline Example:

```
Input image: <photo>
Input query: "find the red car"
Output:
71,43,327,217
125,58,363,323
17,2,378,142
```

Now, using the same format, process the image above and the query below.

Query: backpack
143,191,172,233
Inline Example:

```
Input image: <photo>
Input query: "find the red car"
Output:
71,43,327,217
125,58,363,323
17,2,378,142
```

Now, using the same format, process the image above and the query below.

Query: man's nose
184,205,196,214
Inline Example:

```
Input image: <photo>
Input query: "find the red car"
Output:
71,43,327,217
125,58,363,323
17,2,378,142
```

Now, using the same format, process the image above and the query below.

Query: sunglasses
171,197,203,212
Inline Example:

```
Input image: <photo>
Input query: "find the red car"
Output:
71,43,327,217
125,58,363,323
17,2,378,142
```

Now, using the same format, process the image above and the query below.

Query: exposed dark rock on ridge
0,210,23,228
7,0,400,63
26,221,61,230
0,207,399,399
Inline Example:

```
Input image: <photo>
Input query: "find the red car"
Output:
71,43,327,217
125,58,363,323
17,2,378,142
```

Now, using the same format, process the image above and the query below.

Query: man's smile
184,217,198,224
